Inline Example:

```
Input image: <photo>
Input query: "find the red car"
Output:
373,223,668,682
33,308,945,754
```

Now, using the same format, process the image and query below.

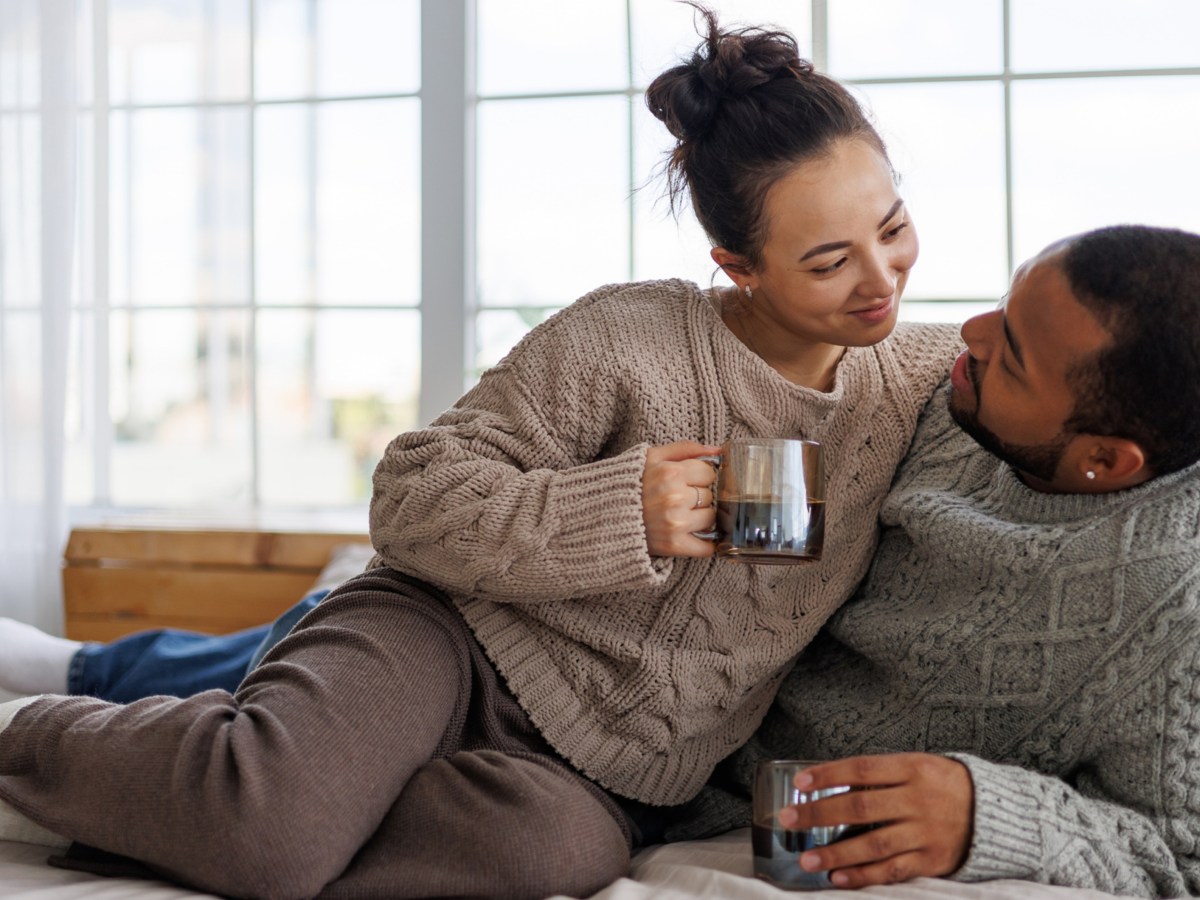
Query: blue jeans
68,589,331,703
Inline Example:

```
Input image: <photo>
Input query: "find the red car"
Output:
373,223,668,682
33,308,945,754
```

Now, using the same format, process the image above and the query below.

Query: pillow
309,542,376,594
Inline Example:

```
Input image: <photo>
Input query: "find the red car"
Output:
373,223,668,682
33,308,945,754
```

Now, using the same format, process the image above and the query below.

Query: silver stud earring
744,285,753,300
1086,470,1096,480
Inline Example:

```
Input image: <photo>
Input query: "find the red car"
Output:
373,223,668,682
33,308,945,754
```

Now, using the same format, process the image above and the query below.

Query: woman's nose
858,251,898,299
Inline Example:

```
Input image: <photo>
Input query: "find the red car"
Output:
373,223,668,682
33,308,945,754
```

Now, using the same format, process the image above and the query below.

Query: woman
0,7,961,898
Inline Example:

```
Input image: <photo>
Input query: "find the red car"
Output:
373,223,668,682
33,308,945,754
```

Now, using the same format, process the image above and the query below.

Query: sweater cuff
546,444,674,588
946,753,1045,883
0,696,71,849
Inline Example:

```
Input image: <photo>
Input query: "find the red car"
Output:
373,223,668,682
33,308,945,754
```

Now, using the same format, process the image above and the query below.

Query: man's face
947,248,1113,490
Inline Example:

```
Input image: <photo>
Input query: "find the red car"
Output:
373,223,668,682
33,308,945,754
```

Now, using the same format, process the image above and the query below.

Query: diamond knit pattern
674,393,1200,897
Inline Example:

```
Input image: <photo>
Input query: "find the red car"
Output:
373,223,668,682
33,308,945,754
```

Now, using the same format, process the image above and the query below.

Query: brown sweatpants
0,568,633,899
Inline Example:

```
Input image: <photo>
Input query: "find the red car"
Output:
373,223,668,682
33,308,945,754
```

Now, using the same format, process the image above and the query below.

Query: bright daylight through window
2,0,1197,515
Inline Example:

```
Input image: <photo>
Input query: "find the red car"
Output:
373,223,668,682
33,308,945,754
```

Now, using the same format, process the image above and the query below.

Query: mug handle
691,454,723,541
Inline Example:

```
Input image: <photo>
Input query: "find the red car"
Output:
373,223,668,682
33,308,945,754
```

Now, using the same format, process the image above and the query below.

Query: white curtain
0,0,81,632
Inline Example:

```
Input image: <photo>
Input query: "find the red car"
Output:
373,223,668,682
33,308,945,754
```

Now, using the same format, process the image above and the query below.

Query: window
474,0,1200,333
61,0,421,511
10,0,1198,517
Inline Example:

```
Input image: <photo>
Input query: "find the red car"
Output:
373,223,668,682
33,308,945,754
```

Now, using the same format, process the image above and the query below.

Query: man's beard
946,357,1069,484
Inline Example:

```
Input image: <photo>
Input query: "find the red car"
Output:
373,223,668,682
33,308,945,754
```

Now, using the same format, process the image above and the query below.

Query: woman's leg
323,750,631,900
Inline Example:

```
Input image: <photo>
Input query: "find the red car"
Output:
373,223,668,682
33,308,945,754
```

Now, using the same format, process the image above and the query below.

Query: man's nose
960,309,1000,360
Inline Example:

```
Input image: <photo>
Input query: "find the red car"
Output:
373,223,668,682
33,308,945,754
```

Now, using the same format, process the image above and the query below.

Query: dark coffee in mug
696,438,825,564
715,497,825,562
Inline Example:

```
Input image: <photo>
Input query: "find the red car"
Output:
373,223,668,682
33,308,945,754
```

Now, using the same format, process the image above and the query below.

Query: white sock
0,618,81,696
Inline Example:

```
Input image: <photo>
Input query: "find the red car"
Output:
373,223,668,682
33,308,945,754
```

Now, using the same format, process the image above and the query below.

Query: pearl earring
1086,470,1096,480
743,285,753,300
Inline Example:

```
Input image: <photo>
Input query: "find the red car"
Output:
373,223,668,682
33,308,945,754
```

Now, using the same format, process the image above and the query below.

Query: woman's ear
711,247,751,286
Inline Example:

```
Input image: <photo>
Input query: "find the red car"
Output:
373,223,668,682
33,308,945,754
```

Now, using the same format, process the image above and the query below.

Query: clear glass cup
752,759,863,891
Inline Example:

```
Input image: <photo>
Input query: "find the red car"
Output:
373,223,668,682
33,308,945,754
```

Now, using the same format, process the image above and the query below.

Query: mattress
0,829,1132,899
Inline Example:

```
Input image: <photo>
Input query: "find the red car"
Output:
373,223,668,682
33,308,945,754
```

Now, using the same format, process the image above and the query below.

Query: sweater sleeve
0,583,470,899
949,639,1200,898
370,294,673,603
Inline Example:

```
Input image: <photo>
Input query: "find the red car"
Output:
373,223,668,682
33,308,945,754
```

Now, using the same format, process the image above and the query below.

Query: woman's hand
642,441,723,558
777,753,974,888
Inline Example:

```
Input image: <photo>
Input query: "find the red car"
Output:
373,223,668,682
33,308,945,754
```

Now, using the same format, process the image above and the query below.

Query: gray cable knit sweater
671,387,1200,898
369,279,962,804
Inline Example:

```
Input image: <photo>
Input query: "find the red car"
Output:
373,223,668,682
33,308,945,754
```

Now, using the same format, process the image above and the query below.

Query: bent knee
398,751,631,898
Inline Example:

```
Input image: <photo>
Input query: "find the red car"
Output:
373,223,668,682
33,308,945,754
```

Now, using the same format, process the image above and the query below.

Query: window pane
855,82,1008,301
828,0,1002,79
477,96,629,306
0,113,39,308
477,0,627,95
631,0,812,87
64,309,94,505
109,309,252,506
1011,77,1200,265
255,0,419,100
256,98,420,306
631,102,716,286
901,300,994,324
257,309,419,505
110,107,249,305
474,307,560,376
1011,0,1200,73
109,0,249,104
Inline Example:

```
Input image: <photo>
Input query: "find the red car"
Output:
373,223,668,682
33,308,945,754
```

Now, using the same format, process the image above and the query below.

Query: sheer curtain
0,0,81,632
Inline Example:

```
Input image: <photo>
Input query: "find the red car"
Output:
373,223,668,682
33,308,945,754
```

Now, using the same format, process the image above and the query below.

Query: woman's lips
849,297,894,324
950,350,973,395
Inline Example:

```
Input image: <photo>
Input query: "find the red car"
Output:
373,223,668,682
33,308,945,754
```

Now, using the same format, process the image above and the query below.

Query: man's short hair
1062,224,1200,476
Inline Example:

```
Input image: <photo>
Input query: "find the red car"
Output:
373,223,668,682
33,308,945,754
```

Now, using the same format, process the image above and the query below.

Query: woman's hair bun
645,2,811,141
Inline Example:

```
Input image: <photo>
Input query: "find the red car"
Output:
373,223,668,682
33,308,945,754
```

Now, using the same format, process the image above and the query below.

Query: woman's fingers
642,442,721,556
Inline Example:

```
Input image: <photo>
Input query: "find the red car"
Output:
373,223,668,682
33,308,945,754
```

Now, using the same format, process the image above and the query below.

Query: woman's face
735,138,918,349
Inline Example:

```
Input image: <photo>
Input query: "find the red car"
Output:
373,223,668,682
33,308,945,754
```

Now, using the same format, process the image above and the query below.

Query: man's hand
776,753,974,887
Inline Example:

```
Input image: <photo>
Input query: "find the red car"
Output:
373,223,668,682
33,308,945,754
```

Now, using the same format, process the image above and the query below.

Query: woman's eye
812,258,847,275
884,221,909,240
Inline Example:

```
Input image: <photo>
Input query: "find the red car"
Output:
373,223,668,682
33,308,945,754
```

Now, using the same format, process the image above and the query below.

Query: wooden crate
62,525,371,641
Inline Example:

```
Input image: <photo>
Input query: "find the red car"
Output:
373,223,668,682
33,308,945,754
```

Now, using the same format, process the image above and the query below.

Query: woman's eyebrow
876,199,903,229
798,201,906,262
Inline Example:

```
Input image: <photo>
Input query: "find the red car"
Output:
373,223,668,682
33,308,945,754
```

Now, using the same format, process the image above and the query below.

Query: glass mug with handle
694,438,825,564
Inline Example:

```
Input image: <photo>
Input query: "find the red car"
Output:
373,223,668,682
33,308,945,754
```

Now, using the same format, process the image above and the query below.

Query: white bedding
0,829,1133,899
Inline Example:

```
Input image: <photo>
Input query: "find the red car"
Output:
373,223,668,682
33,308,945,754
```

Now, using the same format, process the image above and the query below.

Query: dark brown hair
644,2,889,271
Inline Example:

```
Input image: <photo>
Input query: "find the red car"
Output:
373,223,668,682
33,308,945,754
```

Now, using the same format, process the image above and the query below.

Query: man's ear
1072,436,1150,488
711,247,752,287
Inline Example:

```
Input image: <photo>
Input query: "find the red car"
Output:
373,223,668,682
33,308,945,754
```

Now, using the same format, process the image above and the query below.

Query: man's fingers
826,850,930,889
797,823,919,875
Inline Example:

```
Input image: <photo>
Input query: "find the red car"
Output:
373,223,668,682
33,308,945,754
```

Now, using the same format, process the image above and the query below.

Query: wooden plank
65,528,369,569
63,567,320,624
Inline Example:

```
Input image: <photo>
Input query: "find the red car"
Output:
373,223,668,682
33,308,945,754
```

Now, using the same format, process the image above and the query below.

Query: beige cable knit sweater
370,279,963,804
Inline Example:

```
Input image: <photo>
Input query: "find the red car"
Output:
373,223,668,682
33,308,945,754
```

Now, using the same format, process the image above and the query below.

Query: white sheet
0,829,1135,899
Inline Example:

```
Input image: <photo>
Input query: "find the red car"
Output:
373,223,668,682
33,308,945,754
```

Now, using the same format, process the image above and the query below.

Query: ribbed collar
974,447,1200,525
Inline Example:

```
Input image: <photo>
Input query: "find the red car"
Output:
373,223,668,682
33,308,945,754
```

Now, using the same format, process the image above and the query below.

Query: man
669,224,1200,899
